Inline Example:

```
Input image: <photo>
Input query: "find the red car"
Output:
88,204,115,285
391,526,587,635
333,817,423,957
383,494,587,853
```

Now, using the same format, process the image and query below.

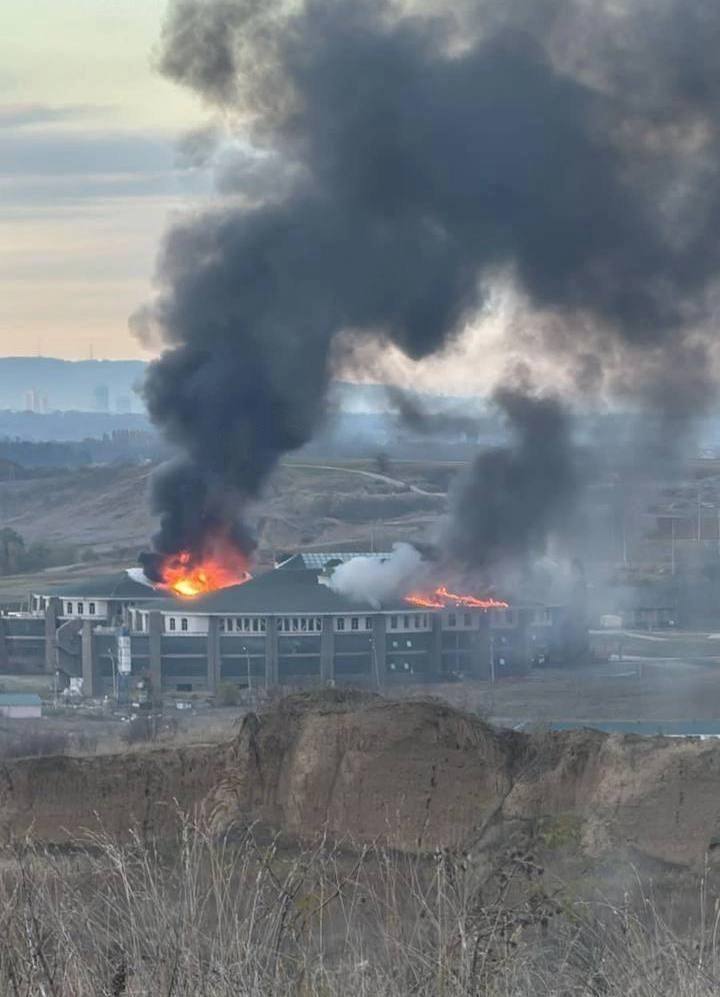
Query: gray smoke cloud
135,0,720,575
385,385,480,439
443,388,577,569
327,543,428,607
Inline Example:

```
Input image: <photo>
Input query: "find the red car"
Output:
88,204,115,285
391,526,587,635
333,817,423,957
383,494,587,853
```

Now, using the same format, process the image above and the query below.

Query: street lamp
241,644,252,699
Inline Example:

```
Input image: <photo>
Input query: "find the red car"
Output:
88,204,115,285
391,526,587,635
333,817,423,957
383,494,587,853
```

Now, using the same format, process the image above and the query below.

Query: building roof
149,568,382,615
38,571,167,601
0,693,41,706
277,552,390,571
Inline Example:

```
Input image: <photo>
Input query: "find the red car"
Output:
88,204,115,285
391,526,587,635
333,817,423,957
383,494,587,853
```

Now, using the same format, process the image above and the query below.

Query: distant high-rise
23,387,47,413
93,385,110,413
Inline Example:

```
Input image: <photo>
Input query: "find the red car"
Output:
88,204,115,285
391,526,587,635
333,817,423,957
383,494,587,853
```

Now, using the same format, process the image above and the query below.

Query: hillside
0,459,451,600
2,691,720,869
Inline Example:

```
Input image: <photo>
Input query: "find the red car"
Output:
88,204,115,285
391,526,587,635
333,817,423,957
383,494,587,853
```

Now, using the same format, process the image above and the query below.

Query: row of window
65,601,97,616
388,614,431,631
221,617,267,633
334,616,373,632
278,617,324,633
168,617,189,632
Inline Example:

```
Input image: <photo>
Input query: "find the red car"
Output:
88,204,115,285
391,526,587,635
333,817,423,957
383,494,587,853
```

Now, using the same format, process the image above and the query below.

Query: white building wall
0,705,42,719
60,599,110,620
164,614,208,635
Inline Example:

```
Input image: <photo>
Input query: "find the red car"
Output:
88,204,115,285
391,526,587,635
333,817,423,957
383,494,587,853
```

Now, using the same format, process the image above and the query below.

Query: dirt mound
0,743,220,844
207,691,720,866
3,692,720,866
208,690,514,851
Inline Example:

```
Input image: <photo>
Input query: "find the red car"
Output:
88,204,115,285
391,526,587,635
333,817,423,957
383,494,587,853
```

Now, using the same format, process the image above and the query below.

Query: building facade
0,556,587,697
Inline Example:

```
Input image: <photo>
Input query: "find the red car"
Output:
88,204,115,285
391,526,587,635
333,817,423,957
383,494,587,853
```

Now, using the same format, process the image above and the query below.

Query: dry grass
0,819,719,995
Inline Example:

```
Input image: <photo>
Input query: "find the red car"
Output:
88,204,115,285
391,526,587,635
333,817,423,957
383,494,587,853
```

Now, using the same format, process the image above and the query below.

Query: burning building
0,552,585,696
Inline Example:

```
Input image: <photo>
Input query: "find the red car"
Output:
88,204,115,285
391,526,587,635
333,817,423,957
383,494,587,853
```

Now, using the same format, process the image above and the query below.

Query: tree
0,528,25,575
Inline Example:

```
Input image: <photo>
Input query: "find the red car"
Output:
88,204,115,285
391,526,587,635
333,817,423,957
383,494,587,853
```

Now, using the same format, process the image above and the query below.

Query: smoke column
136,0,720,573
328,543,428,607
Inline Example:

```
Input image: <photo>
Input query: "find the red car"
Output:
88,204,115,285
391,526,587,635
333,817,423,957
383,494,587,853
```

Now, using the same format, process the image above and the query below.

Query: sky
1,0,209,360
0,0,512,393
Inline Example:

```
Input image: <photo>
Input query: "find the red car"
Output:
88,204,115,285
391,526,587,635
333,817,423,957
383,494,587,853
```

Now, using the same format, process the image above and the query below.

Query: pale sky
1,0,208,360
0,0,513,394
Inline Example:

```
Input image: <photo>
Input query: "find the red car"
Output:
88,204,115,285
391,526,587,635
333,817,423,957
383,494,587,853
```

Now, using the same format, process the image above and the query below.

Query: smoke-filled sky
0,0,509,390
129,0,720,574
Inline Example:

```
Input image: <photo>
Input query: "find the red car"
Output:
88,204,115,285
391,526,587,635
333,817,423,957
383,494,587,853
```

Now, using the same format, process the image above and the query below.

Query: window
260,618,267,633
181,618,188,632
77,603,84,615
252,618,259,632
89,602,96,615
169,618,176,631
66,602,73,615
403,615,410,630
336,617,345,631
351,617,359,631
464,613,471,627
390,616,398,630
414,615,421,629
365,617,373,631
448,613,456,628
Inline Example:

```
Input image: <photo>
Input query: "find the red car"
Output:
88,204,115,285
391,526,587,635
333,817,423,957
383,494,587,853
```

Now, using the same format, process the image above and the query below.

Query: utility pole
671,516,676,577
241,645,252,699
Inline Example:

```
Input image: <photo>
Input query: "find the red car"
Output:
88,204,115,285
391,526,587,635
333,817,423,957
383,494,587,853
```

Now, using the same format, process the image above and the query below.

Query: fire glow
159,550,251,598
404,585,509,610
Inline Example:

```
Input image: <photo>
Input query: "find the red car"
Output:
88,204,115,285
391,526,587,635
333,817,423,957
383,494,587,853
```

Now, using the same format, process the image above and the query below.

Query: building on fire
0,553,587,696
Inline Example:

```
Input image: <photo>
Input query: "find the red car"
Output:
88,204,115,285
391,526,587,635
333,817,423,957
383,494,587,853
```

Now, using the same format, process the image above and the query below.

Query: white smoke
327,543,427,607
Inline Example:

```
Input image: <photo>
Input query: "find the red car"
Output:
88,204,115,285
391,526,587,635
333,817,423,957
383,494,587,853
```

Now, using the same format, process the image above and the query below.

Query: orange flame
160,549,251,599
405,585,508,610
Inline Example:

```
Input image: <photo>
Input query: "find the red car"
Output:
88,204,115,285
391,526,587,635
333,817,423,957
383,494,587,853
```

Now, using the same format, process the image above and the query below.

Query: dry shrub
0,821,718,995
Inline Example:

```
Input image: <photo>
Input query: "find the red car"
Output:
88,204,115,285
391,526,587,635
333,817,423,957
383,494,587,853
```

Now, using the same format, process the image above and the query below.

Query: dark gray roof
38,572,166,601
150,569,380,614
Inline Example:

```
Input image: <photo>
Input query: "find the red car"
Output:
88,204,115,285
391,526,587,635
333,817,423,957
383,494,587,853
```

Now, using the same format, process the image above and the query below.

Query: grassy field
0,819,717,995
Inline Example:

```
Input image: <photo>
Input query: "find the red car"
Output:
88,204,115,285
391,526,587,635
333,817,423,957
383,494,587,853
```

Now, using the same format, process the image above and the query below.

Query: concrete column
0,616,9,671
432,615,443,678
371,615,387,689
320,616,334,684
44,597,60,673
474,615,491,679
148,611,163,699
265,617,279,687
207,617,221,694
81,620,97,698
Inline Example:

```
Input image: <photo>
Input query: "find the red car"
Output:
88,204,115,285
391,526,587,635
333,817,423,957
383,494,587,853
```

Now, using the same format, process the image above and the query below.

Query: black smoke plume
443,389,577,569
136,0,720,572
385,386,480,439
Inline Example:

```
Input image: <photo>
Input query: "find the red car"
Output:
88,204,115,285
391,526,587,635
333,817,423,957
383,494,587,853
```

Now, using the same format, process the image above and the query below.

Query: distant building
0,693,42,719
23,388,47,413
115,394,132,414
93,385,110,413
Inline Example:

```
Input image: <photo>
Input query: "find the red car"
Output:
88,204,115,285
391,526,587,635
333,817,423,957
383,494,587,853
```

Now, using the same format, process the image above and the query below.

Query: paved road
286,461,445,497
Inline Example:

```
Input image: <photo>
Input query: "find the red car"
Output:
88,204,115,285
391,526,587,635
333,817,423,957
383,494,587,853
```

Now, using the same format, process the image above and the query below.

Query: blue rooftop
0,693,42,706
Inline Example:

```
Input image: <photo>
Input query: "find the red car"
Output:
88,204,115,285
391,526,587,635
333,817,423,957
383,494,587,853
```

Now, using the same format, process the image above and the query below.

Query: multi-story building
0,554,586,696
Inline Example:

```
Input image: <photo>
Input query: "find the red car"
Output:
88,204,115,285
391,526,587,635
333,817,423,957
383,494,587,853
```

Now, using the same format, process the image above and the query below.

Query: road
285,461,445,497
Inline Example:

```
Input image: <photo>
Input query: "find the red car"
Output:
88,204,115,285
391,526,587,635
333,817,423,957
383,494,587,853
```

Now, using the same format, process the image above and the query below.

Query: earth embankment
3,691,720,867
